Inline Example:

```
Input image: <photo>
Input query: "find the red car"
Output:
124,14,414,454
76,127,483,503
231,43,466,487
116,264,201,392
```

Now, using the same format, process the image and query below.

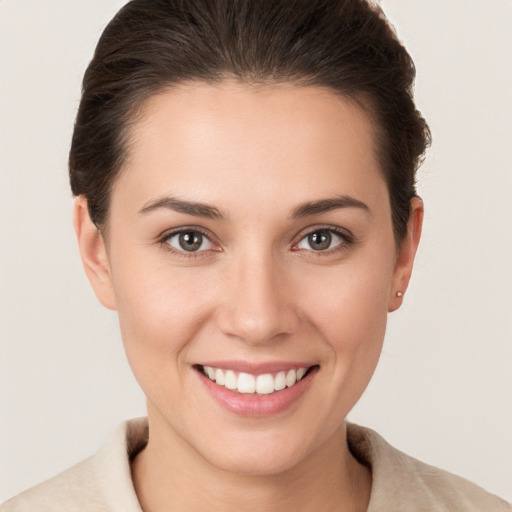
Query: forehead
115,81,386,214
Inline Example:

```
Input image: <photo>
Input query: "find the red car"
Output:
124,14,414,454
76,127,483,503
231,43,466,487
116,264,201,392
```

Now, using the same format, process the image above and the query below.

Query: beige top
2,418,510,511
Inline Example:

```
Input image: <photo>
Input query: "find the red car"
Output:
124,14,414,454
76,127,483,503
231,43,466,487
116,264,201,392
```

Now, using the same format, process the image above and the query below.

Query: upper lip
196,361,318,374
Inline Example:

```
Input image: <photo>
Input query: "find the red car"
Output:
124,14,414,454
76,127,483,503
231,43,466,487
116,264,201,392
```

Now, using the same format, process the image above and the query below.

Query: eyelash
158,225,355,259
159,227,219,260
292,225,355,257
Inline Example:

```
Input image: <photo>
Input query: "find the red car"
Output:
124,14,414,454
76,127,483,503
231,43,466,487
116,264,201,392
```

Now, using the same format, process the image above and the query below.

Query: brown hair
69,0,430,242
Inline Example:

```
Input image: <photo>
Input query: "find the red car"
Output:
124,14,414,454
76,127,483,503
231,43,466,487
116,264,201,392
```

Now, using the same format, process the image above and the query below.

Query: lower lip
196,366,319,417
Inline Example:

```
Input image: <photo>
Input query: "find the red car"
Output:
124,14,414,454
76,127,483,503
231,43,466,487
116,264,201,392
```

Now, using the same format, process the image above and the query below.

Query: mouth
194,362,319,416
196,364,317,395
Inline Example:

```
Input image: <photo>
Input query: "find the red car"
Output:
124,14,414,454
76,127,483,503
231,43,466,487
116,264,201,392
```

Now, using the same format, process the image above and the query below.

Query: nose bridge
217,247,298,344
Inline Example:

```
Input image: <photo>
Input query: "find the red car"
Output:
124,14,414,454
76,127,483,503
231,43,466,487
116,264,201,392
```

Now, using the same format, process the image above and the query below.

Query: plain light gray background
1,0,511,503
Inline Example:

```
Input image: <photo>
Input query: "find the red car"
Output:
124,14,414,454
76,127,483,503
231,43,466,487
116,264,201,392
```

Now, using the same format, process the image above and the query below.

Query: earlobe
388,196,424,312
73,196,117,310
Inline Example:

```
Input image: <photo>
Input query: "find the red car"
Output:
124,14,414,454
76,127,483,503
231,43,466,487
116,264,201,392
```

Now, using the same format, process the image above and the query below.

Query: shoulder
1,418,147,512
347,423,512,512
0,456,105,512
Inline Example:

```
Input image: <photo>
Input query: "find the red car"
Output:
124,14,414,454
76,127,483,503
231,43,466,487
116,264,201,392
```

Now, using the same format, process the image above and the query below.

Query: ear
73,196,117,310
388,196,424,312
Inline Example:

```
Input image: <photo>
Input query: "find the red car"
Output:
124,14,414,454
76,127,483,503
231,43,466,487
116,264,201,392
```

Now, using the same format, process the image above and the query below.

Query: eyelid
158,226,221,255
291,225,355,253
156,224,355,258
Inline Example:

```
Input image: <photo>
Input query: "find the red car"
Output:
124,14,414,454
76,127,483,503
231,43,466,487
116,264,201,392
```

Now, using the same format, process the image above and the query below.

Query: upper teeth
202,366,309,394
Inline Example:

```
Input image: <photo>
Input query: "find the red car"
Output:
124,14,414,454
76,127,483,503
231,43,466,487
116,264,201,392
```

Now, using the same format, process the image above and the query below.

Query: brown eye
297,229,345,252
180,231,203,251
308,231,332,250
166,230,213,252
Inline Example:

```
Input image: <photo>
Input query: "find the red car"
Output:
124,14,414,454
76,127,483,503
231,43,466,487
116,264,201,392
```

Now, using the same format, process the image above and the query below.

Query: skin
74,81,423,512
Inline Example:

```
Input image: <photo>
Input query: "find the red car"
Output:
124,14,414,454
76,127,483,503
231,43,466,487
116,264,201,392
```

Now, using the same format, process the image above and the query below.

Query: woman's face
77,81,421,475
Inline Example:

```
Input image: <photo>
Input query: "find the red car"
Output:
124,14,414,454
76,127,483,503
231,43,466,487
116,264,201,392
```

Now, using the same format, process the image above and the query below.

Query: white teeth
256,374,275,394
286,369,297,387
215,368,225,385
275,371,286,391
224,370,237,390
296,367,307,380
202,365,312,394
237,372,256,393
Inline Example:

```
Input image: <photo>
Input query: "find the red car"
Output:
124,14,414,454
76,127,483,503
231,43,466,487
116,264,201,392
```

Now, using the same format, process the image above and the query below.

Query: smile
199,365,312,395
195,363,320,417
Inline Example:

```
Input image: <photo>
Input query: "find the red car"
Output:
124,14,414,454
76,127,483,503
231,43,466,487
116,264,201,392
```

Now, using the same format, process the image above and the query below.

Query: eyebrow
138,194,370,221
291,195,370,219
139,196,225,220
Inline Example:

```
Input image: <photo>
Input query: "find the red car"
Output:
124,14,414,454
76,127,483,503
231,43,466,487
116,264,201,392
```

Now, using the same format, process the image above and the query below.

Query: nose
216,251,299,345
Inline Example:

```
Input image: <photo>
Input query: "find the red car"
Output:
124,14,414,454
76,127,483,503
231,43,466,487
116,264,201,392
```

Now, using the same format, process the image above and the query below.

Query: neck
131,411,371,512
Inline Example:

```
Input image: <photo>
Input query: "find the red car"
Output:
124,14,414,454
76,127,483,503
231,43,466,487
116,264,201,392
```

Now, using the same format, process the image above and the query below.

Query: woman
2,0,511,510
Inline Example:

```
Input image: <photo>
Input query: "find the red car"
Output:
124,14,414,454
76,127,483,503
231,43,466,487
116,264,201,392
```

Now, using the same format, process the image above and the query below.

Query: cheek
297,255,392,337
110,254,217,385
293,249,394,386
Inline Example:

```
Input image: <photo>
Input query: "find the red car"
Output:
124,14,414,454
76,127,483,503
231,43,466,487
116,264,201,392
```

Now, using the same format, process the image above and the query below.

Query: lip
195,363,319,417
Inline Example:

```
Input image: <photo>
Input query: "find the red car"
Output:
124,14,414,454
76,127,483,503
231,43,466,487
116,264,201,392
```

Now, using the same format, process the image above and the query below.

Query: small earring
396,291,403,298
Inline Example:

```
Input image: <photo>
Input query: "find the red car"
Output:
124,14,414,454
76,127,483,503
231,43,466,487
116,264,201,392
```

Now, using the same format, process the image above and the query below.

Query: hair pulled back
69,0,430,242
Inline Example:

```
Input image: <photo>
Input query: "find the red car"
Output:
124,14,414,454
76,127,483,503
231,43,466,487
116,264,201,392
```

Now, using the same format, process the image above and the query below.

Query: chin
202,437,311,476
189,416,342,477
